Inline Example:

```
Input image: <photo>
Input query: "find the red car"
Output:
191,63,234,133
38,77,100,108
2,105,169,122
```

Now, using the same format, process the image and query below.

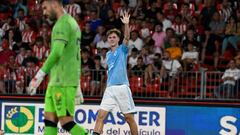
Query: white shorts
100,85,136,114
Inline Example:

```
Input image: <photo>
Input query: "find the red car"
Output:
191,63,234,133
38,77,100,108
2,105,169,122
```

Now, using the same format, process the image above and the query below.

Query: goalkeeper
28,0,87,135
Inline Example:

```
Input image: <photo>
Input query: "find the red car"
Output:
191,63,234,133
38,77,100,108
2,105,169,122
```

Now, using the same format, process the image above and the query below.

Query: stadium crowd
0,0,240,98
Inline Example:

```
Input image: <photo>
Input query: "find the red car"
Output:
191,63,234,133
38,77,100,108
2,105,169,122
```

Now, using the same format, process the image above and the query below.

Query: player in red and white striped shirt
65,0,81,18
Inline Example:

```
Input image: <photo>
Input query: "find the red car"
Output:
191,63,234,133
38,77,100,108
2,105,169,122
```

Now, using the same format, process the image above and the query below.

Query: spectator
4,29,17,50
0,40,15,65
139,20,150,39
81,48,95,76
203,14,224,68
164,27,175,49
214,60,240,99
2,16,14,32
200,0,217,28
194,0,205,15
89,10,102,33
160,51,182,95
38,21,51,40
90,55,105,96
181,42,199,71
96,33,109,49
81,22,96,49
100,48,108,69
139,46,154,65
152,23,166,54
15,8,27,31
103,9,121,30
218,0,233,22
22,49,38,67
13,0,28,19
32,36,48,61
166,37,182,60
132,0,145,20
128,48,138,68
27,0,41,17
180,3,194,22
93,25,106,45
163,1,178,21
131,57,146,77
21,23,36,46
182,29,200,51
156,11,172,32
188,16,205,37
144,1,161,20
6,55,18,71
128,30,144,54
98,0,111,21
209,11,226,37
172,14,187,39
65,0,81,18
221,16,240,55
144,53,162,86
15,47,26,65
12,41,22,54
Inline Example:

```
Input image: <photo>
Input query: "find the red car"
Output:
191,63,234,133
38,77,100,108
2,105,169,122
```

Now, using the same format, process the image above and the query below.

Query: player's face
107,33,120,47
42,1,57,21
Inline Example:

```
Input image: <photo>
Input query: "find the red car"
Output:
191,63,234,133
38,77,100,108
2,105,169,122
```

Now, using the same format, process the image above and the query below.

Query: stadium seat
129,76,144,94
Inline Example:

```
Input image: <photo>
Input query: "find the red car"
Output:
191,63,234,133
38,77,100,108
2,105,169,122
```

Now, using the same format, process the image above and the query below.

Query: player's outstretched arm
121,10,130,45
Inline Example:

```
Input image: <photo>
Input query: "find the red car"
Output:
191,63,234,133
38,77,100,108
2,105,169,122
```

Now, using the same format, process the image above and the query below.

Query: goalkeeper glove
75,85,84,105
27,69,46,95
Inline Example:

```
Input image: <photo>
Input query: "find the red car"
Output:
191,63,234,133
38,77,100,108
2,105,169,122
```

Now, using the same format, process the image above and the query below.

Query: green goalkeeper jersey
41,14,81,86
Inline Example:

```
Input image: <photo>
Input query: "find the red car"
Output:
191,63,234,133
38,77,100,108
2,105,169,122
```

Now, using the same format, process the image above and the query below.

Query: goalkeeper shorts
44,86,77,117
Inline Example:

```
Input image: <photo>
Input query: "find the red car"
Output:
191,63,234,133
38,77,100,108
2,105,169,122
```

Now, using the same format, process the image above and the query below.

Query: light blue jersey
107,44,129,87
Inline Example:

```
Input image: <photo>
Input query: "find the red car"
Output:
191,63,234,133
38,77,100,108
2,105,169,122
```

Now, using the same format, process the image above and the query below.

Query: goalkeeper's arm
41,40,65,73
27,41,65,95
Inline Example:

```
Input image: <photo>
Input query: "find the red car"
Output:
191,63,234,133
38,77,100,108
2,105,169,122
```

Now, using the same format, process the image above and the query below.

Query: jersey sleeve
120,44,128,54
52,21,70,45
41,40,65,74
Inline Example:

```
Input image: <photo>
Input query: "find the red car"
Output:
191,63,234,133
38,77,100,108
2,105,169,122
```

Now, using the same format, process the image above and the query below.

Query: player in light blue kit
92,11,138,135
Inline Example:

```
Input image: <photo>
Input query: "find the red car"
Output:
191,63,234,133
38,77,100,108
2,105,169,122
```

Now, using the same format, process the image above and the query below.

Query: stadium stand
0,0,239,101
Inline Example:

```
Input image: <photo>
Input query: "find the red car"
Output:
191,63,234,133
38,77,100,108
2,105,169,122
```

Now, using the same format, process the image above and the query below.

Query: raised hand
120,10,130,24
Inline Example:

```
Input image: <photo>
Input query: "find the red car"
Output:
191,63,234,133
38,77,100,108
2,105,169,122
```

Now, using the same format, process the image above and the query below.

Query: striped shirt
172,23,187,36
65,4,81,17
22,30,36,43
33,45,47,60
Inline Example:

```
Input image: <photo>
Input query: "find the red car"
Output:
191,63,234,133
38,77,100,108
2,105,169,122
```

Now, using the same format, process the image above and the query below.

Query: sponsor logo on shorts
55,92,62,110
3,105,35,134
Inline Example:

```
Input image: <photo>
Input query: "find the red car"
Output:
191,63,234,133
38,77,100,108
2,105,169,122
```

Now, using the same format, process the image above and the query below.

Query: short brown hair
106,28,121,38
